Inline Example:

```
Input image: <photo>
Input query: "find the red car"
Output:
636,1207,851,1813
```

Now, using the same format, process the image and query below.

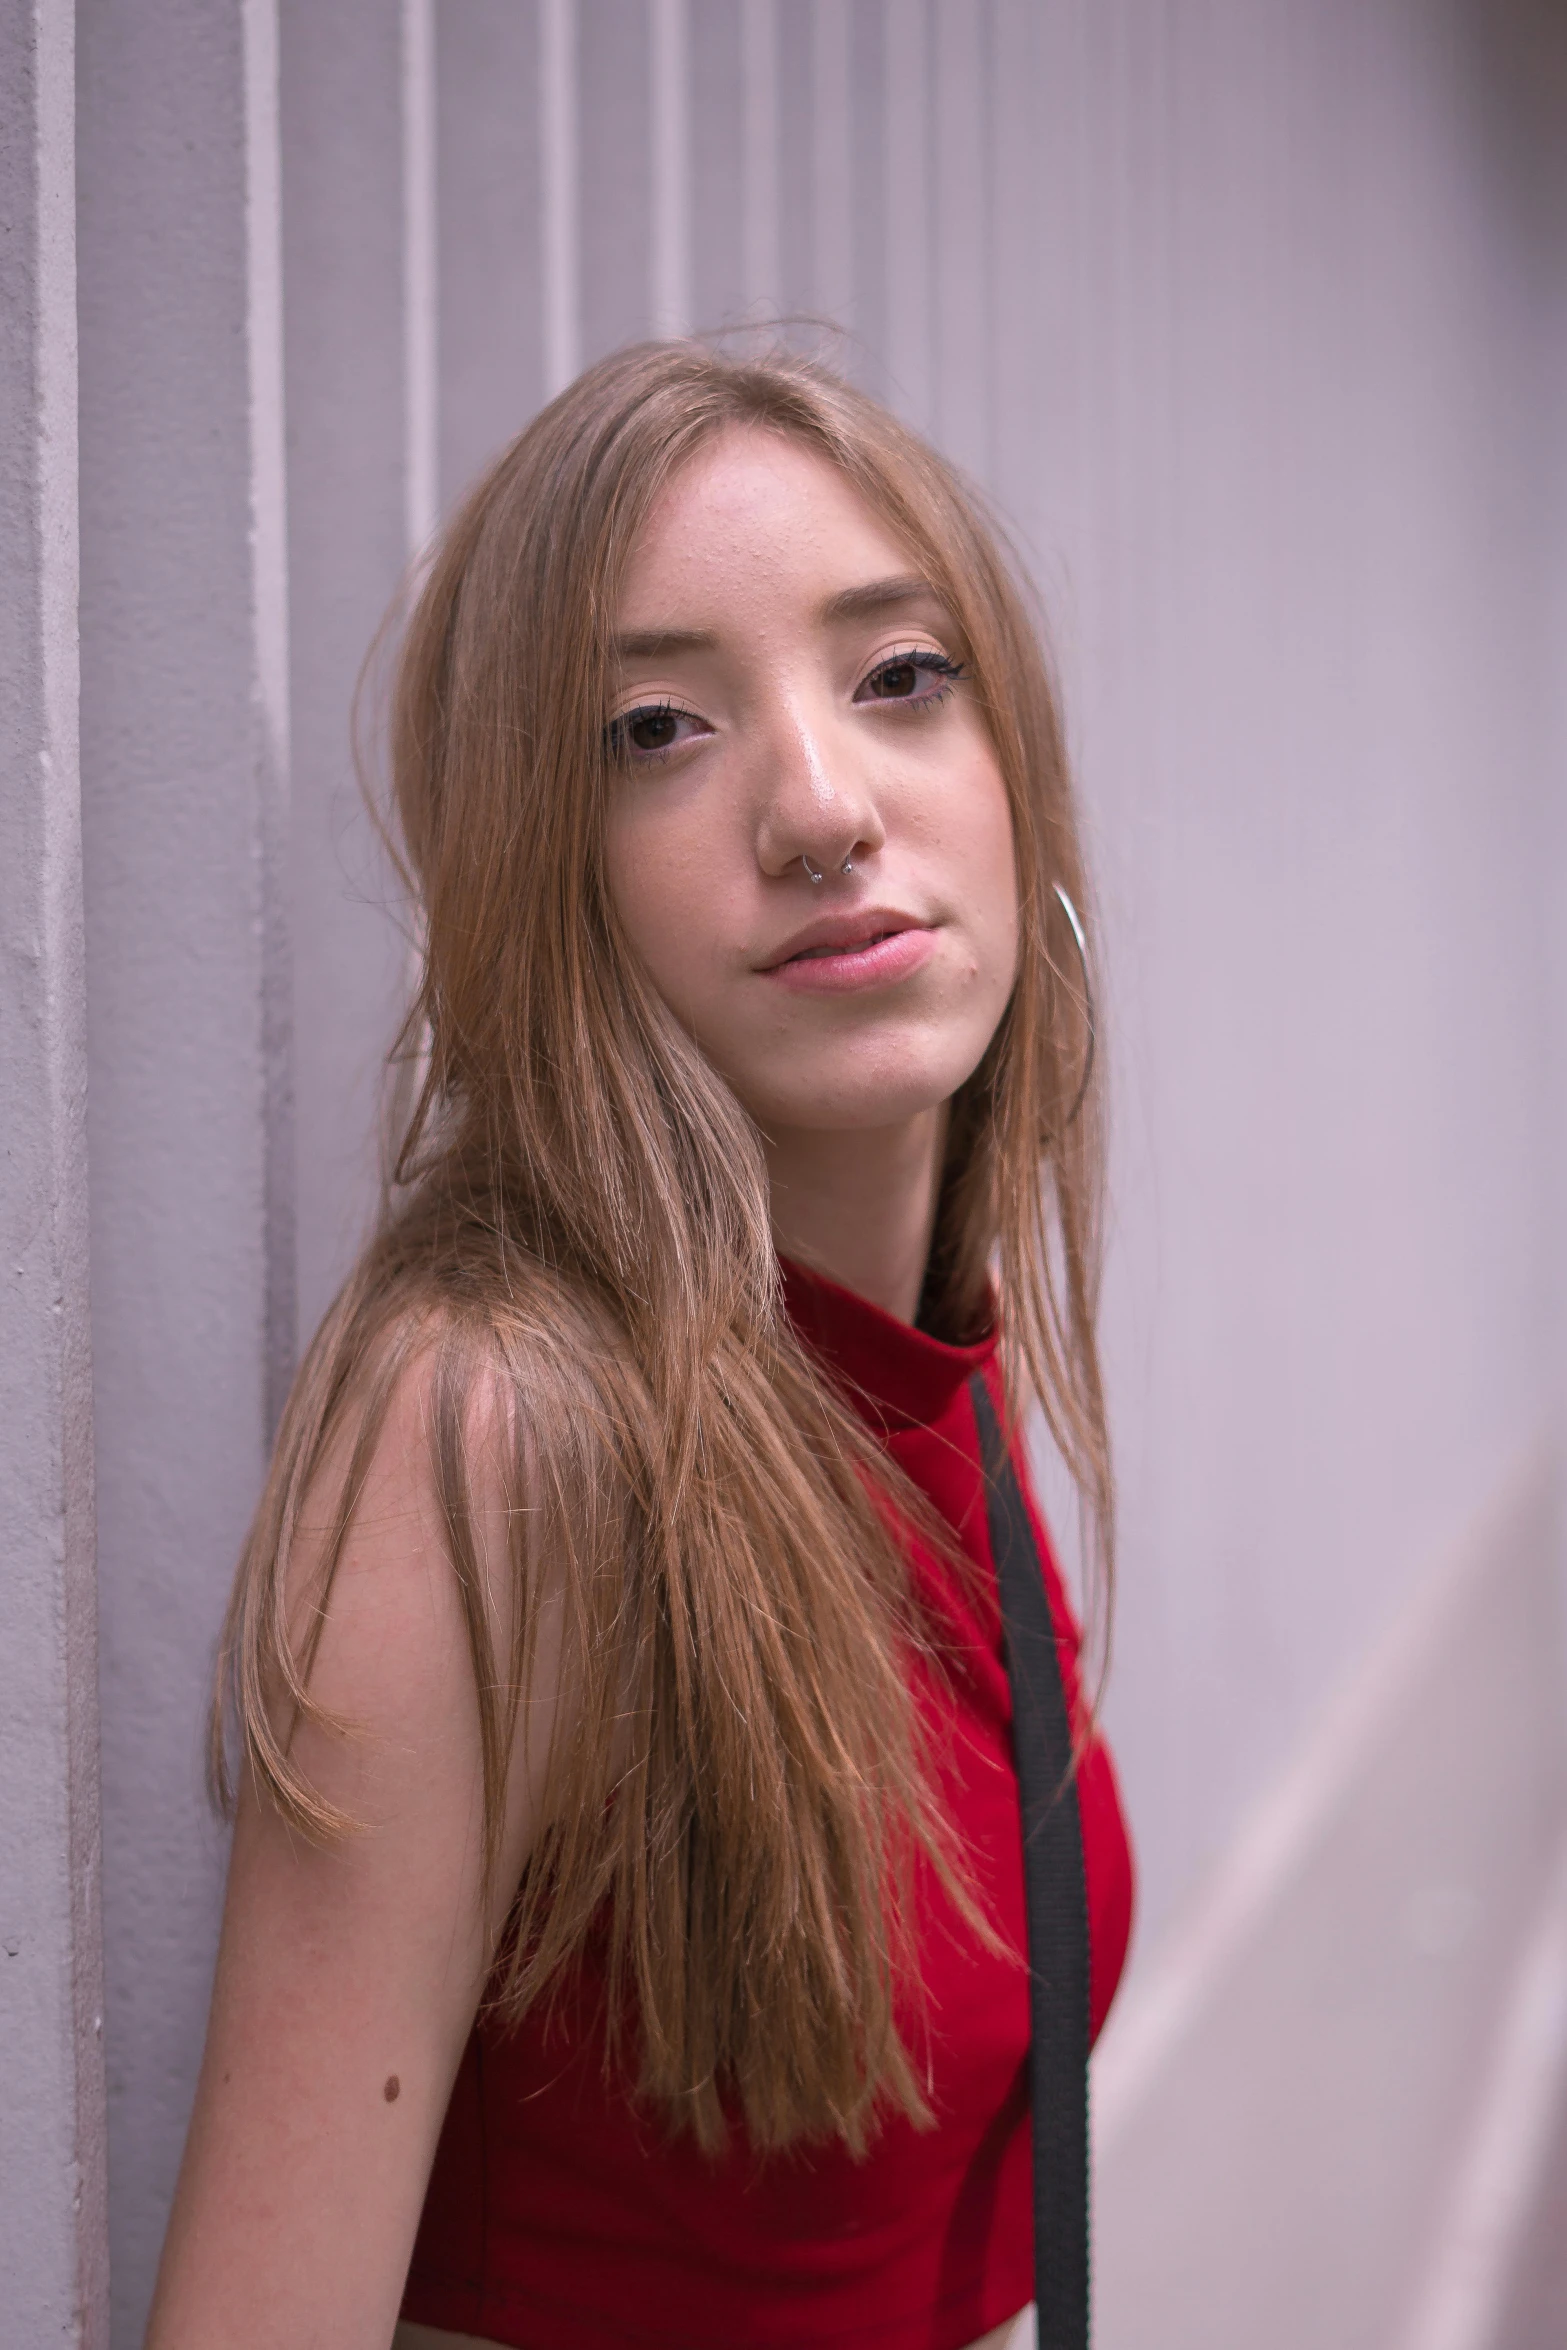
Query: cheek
956,766,1021,988
602,806,718,1017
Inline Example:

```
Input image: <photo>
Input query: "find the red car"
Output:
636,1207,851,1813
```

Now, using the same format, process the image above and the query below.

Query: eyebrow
818,573,942,623
611,626,719,661
612,575,943,665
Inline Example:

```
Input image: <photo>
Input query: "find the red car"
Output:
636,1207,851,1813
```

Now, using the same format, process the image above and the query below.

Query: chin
734,1040,989,1135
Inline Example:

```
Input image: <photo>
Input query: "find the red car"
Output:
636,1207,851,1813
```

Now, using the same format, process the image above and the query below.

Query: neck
762,1106,948,1326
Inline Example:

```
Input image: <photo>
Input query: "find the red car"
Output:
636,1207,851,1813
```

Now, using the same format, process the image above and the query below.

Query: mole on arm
384,2075,401,2103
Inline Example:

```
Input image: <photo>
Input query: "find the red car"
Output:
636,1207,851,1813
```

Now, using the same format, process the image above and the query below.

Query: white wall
0,1,1560,2339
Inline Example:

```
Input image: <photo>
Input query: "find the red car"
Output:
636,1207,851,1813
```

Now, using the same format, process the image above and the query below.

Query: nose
753,690,885,883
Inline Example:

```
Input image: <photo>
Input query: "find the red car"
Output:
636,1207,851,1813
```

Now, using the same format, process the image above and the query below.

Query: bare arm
147,1365,551,2350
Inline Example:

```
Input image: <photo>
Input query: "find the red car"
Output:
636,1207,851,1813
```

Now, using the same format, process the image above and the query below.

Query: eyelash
605,647,969,766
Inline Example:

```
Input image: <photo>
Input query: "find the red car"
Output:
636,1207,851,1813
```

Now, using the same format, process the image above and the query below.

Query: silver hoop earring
1051,881,1096,1131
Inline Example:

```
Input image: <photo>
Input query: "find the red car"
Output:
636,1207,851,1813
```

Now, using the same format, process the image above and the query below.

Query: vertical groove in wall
687,0,745,333
650,0,691,336
540,0,580,394
775,1,813,320
579,1,654,362
400,0,440,1121
741,0,779,321
402,0,439,552
846,0,886,391
280,0,421,1339
882,0,931,427
432,0,544,498
989,0,1045,569
979,0,998,486
929,0,992,481
44,0,110,2320
243,0,296,1438
812,0,852,342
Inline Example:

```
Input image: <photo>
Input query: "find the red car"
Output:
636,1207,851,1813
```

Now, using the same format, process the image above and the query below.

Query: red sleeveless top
402,1265,1134,2348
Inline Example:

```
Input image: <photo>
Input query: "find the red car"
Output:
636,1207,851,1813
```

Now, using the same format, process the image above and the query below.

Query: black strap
970,1374,1090,2349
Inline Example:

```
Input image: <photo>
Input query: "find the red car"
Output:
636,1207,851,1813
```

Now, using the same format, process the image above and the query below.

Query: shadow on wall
1093,1441,1567,2350
1464,0,1567,262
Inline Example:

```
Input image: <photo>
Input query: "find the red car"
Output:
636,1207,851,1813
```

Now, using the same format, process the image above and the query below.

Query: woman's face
601,426,1019,1141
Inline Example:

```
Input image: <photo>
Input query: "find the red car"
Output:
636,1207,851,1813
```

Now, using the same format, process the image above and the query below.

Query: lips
789,927,904,964
758,910,938,996
759,908,923,972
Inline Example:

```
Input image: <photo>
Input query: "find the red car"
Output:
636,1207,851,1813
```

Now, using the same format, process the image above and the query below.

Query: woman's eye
606,702,707,762
856,648,966,706
629,709,679,752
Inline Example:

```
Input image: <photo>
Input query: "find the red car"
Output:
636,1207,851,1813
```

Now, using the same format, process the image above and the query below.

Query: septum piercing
801,854,854,883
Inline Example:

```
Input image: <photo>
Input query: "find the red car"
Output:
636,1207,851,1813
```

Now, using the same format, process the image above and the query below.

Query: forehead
616,426,916,623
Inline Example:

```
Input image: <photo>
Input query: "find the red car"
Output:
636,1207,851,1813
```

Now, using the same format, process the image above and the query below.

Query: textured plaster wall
76,1,290,2336
0,4,107,2340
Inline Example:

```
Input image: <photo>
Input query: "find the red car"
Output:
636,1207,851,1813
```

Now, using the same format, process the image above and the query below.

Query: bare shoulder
254,1320,515,1834
243,1270,620,1890
146,1310,566,2349
226,1306,561,1990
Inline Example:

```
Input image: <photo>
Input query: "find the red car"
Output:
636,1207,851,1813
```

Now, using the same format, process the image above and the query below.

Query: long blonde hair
216,340,1109,2155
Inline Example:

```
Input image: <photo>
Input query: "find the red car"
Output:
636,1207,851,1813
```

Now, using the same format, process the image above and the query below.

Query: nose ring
801,854,855,884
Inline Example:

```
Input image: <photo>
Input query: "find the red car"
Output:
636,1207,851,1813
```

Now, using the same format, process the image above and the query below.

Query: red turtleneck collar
779,1255,997,1437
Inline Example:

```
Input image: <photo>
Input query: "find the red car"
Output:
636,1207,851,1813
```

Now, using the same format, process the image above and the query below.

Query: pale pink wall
7,1,1555,2339
998,0,1567,1934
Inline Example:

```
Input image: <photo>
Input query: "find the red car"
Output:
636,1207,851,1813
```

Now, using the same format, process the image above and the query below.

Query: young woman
148,342,1133,2350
